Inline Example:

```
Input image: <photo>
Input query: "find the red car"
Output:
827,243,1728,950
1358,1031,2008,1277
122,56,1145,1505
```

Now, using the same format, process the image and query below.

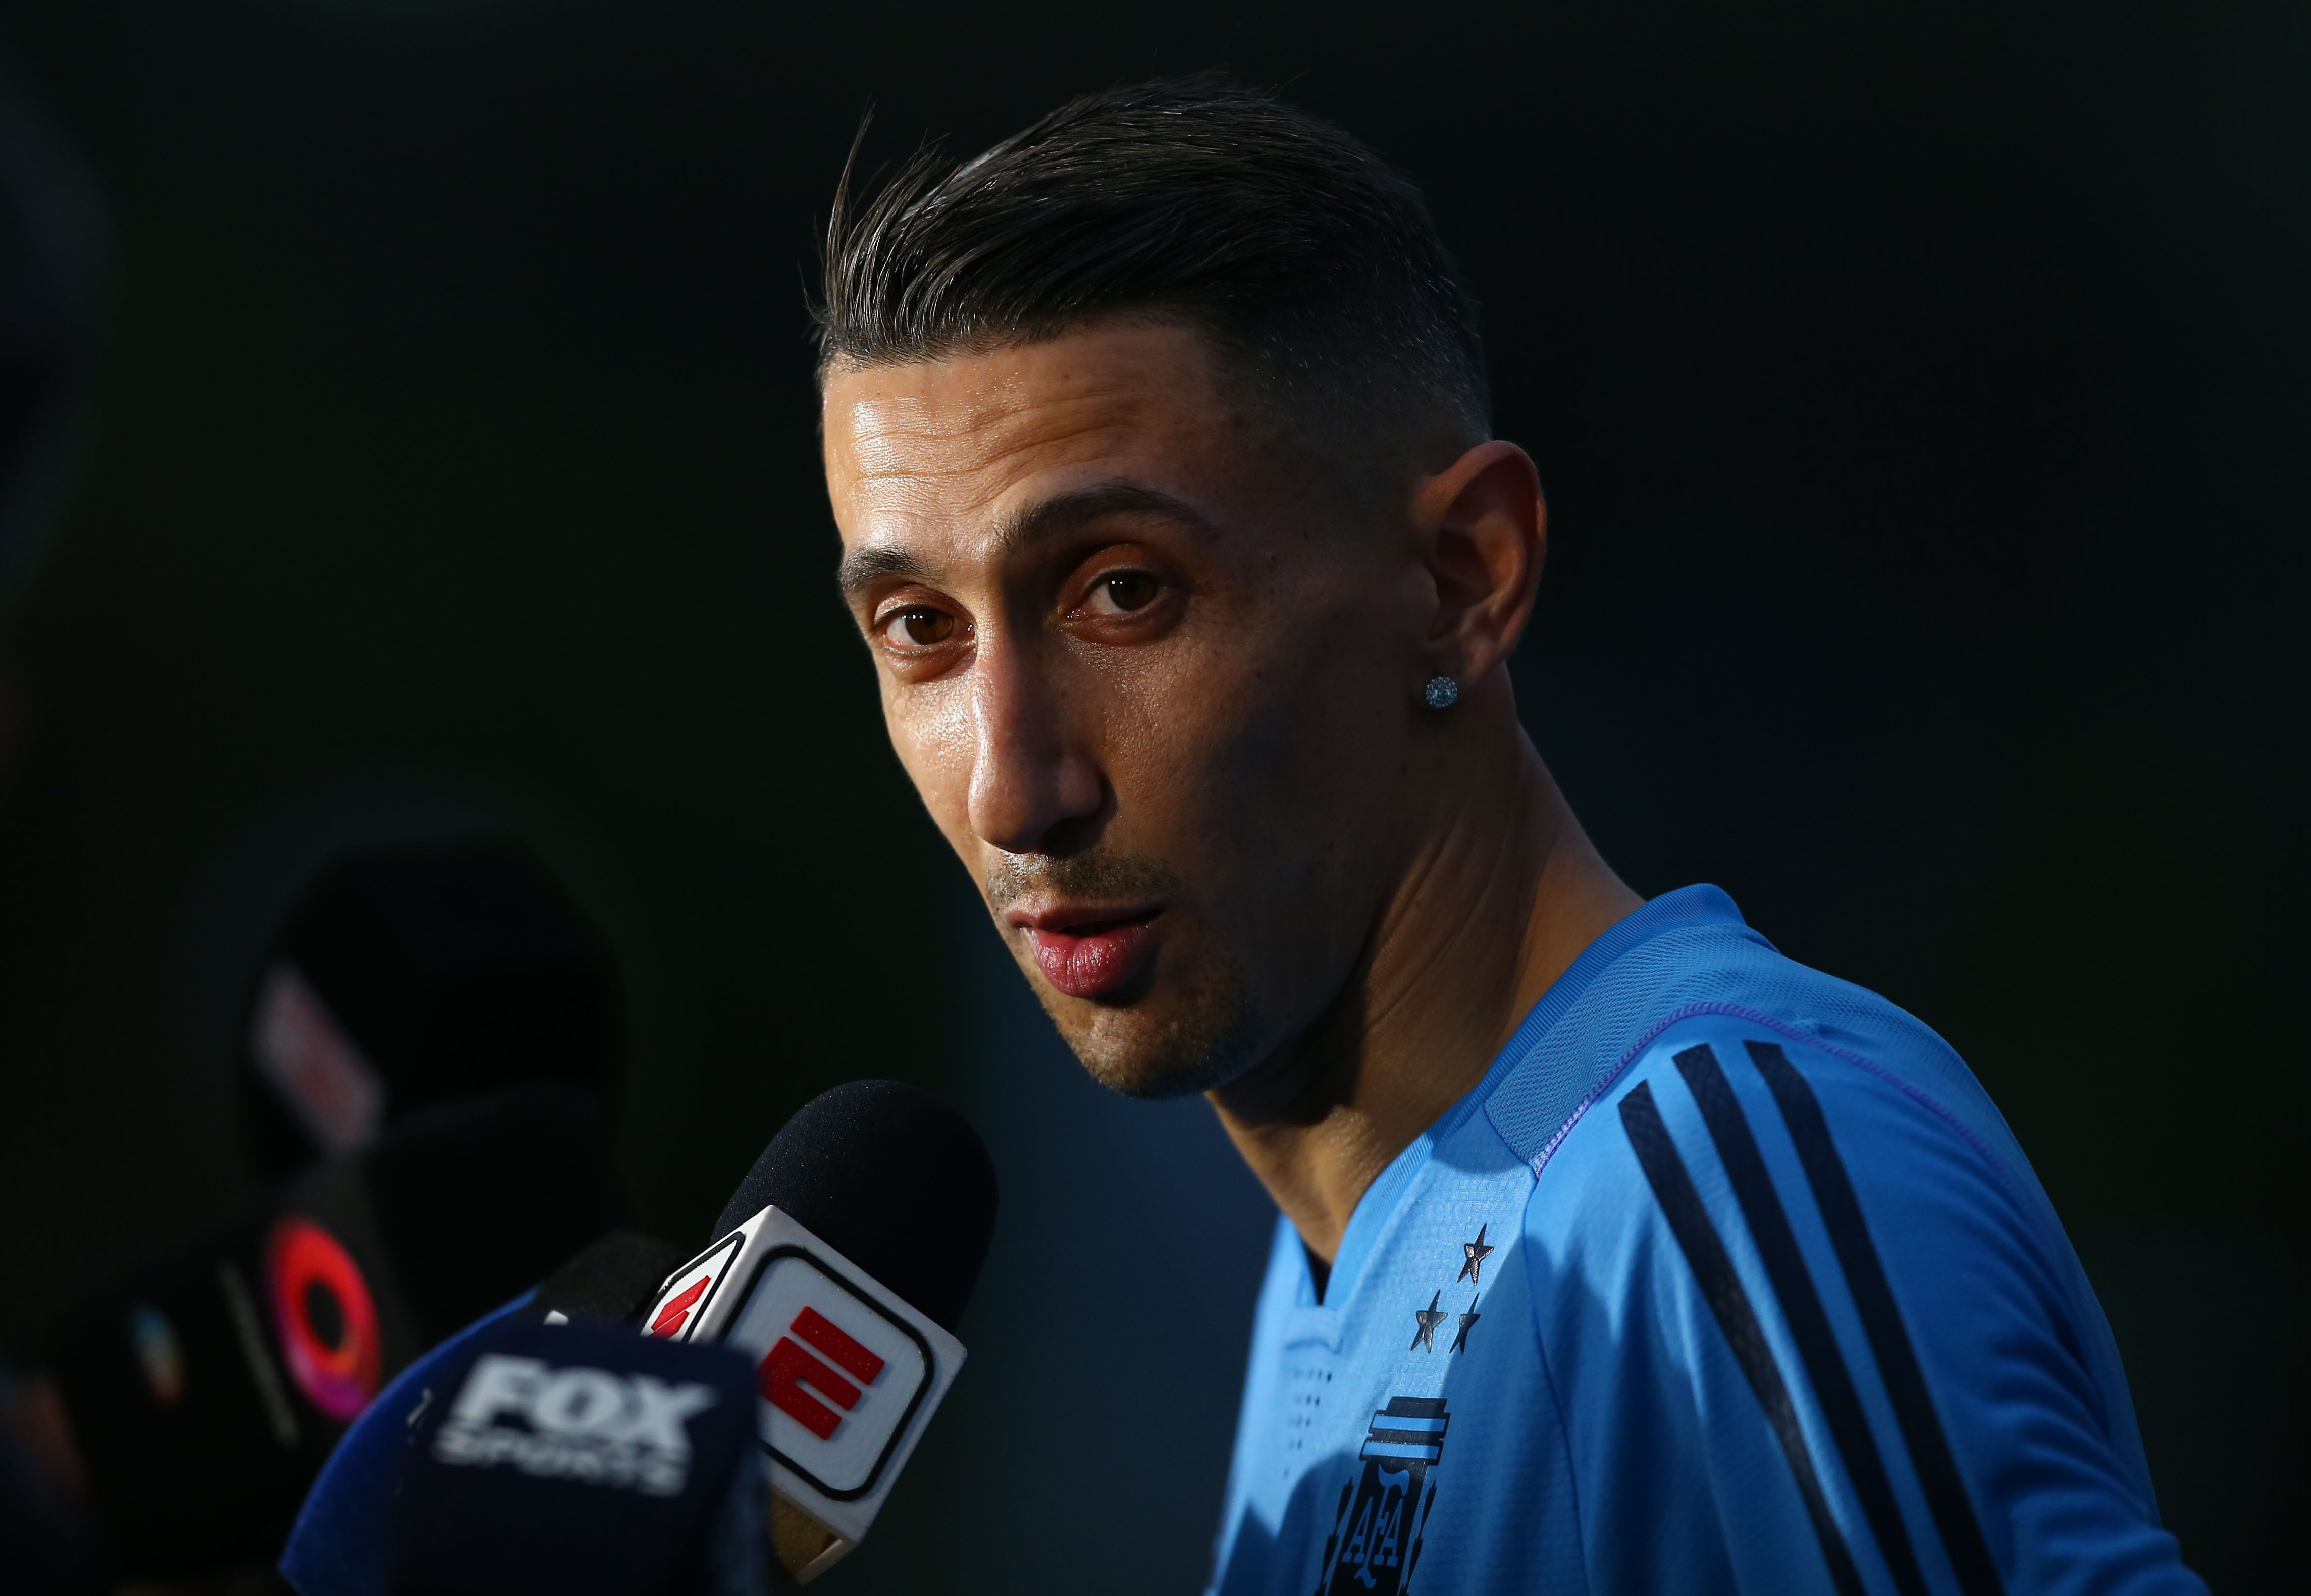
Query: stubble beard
985,850,1269,1101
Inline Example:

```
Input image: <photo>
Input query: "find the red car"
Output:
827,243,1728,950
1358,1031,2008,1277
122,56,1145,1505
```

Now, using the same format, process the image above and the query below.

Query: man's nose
966,636,1105,856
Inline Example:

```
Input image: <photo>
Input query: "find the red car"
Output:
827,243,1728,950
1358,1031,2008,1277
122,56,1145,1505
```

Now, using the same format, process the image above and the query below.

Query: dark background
0,0,2302,1589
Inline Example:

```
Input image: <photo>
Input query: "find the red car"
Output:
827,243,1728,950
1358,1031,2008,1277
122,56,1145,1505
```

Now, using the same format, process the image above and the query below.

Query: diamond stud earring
1424,675,1460,710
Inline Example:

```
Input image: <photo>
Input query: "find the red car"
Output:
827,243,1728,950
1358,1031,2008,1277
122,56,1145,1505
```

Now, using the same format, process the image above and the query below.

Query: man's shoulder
1478,886,1994,1178
1476,916,2180,1591
1480,892,2086,1385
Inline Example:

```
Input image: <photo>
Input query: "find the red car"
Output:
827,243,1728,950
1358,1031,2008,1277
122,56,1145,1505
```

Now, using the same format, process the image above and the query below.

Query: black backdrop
0,0,2301,1587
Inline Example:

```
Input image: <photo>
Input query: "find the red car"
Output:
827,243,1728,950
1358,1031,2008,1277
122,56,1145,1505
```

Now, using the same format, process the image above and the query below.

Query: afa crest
1313,1396,1449,1595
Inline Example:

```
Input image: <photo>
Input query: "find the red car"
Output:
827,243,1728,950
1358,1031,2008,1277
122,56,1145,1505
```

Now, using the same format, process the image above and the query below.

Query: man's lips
1010,905,1162,1000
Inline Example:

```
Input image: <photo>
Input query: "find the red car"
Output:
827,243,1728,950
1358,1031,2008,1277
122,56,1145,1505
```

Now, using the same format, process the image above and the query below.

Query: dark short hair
817,78,1490,456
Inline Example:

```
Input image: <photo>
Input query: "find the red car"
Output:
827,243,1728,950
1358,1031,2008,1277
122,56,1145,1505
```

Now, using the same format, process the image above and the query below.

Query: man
819,80,2200,1593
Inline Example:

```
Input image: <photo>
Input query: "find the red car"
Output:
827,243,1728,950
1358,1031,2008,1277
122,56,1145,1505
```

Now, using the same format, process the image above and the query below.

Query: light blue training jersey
1209,885,2203,1596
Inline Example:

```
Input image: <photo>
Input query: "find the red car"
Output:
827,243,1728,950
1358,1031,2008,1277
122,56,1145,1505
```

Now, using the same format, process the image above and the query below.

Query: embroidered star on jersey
1409,1291,1447,1353
1457,1224,1495,1287
1449,1297,1481,1354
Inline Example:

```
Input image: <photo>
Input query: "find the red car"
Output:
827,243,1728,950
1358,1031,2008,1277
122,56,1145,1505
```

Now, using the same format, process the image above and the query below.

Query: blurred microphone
387,1319,764,1596
240,834,621,1181
47,1088,620,1580
637,1079,997,1582
529,1231,693,1328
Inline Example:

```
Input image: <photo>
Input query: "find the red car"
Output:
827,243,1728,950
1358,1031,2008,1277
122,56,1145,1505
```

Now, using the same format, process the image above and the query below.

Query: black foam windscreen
240,834,623,1180
532,1232,689,1326
711,1082,997,1335
363,1089,624,1345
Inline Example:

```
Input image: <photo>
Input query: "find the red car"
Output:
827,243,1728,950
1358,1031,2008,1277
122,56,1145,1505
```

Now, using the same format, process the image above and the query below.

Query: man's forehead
822,326,1238,525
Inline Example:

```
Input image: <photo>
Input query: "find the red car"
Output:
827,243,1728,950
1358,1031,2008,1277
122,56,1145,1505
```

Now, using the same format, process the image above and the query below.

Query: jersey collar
1319,885,1749,1306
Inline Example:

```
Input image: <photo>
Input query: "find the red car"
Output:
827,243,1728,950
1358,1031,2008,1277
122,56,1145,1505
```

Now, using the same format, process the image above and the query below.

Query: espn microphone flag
640,1080,996,1582
389,1319,762,1596
642,1204,964,1572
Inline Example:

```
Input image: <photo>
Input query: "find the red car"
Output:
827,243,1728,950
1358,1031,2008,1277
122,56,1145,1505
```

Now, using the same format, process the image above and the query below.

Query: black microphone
239,835,622,1181
530,1231,695,1328
639,1080,997,1582
387,1318,763,1596
47,1088,621,1579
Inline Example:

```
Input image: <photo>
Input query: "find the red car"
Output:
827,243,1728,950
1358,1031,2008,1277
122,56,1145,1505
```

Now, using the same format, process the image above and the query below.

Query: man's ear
1410,440,1546,685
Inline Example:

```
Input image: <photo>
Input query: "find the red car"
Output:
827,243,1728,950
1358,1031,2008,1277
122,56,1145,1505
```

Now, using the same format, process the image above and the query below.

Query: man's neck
1206,729,1640,1271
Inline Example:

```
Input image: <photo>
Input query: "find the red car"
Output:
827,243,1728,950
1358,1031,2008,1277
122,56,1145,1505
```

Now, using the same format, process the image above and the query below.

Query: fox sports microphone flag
387,1319,763,1596
281,1235,694,1596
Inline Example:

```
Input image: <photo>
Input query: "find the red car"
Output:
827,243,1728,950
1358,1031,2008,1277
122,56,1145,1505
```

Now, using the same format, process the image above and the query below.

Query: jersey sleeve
1521,1018,2205,1596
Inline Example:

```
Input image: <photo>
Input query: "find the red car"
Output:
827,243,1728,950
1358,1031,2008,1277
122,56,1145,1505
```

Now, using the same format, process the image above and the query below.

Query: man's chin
1034,978,1265,1102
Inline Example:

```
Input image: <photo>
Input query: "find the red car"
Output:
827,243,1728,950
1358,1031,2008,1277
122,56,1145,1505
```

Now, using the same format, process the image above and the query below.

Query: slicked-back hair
817,79,1491,462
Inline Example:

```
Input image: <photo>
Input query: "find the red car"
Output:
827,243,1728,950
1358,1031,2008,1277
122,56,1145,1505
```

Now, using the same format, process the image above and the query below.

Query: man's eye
1091,571,1161,615
885,607,957,647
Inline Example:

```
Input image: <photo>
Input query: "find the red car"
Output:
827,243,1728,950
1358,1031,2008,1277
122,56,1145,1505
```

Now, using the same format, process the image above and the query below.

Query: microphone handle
770,1495,840,1582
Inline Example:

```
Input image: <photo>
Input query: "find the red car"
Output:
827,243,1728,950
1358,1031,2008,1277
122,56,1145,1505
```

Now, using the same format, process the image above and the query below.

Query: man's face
823,324,1436,1098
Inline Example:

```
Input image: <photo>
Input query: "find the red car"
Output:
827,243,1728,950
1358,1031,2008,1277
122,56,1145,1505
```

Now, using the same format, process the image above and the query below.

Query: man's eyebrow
834,481,1222,603
834,544,933,601
988,480,1224,554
